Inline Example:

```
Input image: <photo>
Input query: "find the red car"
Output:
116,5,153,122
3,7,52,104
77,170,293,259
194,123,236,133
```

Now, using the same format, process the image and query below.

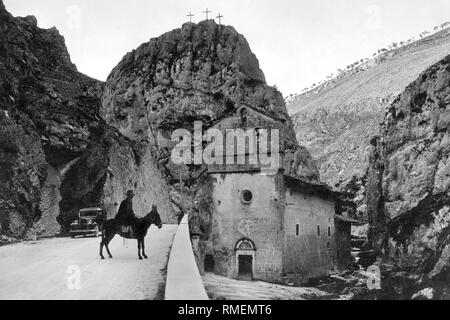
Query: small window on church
328,226,331,237
295,224,300,236
241,190,253,204
317,225,321,236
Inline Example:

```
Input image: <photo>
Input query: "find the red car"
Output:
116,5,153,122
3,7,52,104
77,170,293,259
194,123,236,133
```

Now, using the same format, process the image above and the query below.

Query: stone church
201,105,352,284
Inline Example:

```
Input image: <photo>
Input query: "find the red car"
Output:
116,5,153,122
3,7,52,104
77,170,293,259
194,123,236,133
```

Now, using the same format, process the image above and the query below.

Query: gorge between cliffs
1,0,450,300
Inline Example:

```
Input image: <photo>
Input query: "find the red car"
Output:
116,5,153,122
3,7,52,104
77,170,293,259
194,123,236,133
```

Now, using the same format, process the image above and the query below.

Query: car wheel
71,234,75,238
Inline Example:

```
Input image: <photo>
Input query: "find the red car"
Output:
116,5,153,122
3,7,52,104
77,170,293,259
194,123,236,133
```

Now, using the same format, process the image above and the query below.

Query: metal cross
203,8,212,20
216,13,223,25
186,12,194,22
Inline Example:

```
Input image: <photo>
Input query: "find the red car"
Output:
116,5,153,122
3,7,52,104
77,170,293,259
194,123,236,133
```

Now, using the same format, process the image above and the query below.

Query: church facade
200,106,351,284
206,169,339,283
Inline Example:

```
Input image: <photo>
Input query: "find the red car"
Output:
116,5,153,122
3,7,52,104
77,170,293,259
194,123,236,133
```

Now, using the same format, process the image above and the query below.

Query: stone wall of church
207,172,284,282
283,188,336,282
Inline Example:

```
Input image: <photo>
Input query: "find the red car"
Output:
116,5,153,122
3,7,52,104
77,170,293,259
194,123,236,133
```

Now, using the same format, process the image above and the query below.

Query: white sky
4,0,450,96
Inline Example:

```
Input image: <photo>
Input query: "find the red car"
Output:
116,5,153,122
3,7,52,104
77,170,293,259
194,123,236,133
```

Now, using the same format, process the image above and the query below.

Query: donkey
99,204,163,260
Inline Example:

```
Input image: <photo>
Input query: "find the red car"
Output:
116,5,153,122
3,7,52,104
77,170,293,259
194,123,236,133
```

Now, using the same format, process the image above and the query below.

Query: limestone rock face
290,147,320,182
0,1,174,241
367,55,450,297
101,20,320,234
102,21,288,141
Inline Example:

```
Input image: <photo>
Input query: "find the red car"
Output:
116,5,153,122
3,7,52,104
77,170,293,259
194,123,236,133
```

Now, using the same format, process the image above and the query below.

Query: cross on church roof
203,8,212,20
216,13,224,25
186,12,194,22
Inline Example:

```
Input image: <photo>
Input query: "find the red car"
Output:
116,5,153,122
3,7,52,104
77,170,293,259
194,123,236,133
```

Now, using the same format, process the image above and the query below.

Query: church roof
283,175,338,201
204,103,289,130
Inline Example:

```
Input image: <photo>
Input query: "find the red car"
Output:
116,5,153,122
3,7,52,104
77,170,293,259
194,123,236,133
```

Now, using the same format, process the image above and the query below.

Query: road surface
0,224,177,300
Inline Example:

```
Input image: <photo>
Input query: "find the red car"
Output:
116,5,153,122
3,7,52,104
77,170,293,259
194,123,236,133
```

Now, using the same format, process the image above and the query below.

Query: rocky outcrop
101,21,288,141
101,20,320,239
0,1,174,241
367,55,450,299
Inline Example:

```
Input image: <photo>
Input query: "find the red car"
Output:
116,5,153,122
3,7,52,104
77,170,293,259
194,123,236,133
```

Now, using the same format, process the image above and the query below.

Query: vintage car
69,207,107,238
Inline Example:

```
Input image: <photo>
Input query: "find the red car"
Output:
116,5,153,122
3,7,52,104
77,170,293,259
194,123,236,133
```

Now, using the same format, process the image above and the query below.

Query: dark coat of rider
116,190,135,225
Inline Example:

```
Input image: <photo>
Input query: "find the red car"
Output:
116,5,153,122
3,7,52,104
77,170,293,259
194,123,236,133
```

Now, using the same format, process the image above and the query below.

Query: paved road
0,224,177,300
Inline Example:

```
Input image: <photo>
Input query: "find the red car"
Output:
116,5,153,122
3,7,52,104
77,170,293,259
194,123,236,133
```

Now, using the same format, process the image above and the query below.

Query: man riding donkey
115,190,136,236
100,189,163,260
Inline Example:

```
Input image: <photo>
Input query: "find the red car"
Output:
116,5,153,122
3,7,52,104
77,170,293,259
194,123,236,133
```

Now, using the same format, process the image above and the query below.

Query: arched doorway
235,239,256,279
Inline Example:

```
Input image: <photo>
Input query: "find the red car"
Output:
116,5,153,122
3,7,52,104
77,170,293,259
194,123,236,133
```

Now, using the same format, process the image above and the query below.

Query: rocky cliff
100,20,319,240
367,55,450,299
0,1,174,242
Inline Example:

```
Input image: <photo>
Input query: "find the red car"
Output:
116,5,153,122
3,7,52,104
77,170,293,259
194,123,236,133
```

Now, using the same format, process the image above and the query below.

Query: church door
238,255,253,277
235,239,255,280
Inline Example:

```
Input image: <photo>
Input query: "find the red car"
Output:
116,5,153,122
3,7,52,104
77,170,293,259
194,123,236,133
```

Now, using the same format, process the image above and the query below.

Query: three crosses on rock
187,9,223,24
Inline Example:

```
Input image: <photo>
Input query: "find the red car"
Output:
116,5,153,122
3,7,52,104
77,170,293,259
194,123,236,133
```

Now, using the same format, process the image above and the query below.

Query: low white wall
164,215,208,300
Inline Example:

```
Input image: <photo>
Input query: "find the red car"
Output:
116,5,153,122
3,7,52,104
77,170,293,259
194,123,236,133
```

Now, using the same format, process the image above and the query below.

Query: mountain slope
287,27,450,219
